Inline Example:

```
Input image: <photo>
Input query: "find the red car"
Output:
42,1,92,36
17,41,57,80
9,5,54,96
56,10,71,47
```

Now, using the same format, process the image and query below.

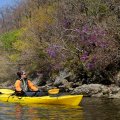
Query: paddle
48,88,59,95
0,88,60,95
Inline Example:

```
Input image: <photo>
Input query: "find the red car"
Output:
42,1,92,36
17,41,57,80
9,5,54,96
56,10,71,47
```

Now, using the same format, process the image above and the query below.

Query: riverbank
1,79,120,99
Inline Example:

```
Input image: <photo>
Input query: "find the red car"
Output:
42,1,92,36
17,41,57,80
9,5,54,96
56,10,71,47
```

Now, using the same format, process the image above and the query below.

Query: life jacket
21,79,29,91
15,79,38,92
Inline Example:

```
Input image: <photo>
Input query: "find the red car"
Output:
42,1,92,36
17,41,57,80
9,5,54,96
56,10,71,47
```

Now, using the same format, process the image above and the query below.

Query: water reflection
0,103,84,120
15,104,41,120
1,97,120,120
14,104,84,120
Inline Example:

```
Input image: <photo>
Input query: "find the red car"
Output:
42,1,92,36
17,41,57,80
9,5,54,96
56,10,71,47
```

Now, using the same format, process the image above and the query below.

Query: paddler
15,71,45,96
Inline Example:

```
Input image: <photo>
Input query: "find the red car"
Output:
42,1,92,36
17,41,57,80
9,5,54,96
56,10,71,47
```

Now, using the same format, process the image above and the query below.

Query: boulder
53,68,72,86
109,90,120,99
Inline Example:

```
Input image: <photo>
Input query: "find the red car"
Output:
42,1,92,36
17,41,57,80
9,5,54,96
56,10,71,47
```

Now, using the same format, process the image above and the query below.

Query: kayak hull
0,94,83,106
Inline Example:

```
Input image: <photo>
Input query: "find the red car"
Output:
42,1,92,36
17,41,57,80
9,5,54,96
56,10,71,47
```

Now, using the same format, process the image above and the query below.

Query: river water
0,97,120,120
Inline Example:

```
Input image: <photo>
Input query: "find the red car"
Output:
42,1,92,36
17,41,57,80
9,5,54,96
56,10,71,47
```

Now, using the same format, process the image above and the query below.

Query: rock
72,82,82,88
32,78,40,85
72,84,120,97
53,77,63,86
88,84,102,94
72,84,102,95
71,83,120,98
54,77,73,90
59,85,66,92
71,84,91,96
53,68,72,86
59,68,72,78
69,88,74,91
109,90,120,99
109,84,120,94
92,93,103,97
101,86,109,95
114,71,120,86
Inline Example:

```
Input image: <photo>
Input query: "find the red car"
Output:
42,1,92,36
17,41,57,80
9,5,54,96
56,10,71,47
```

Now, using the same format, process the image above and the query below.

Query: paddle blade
48,88,59,94
0,89,14,94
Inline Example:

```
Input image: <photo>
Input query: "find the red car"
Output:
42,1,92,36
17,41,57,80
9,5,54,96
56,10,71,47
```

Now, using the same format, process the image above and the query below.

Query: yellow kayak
0,94,83,106
0,89,83,106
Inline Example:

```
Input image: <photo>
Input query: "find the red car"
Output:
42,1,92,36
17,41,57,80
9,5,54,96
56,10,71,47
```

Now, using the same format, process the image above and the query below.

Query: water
83,98,120,120
0,97,120,120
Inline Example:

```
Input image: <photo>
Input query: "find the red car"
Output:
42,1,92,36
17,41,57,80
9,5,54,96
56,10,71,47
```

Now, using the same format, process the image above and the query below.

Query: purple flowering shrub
37,0,120,84
45,21,119,83
25,0,120,84
45,44,67,71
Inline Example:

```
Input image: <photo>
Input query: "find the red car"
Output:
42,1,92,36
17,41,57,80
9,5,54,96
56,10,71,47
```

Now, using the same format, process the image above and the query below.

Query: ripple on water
0,102,84,120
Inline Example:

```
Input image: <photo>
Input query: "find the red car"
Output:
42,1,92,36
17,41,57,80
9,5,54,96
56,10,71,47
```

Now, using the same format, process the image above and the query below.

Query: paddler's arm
27,80,38,91
15,80,22,92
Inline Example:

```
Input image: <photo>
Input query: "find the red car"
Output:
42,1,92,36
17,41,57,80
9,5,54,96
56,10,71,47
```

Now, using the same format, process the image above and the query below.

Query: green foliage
13,40,31,52
0,29,24,50
98,3,109,14
31,5,56,32
84,0,109,16
8,53,20,62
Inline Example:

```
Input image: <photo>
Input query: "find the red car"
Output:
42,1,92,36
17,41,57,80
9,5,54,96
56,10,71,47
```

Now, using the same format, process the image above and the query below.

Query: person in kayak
15,71,45,96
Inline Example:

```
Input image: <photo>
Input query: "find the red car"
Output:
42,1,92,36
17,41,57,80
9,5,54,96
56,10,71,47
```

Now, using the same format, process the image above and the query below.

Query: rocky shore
1,69,120,99
1,80,120,99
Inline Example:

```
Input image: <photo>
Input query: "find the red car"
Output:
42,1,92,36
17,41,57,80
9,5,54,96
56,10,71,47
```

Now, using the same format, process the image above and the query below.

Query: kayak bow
0,89,14,94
